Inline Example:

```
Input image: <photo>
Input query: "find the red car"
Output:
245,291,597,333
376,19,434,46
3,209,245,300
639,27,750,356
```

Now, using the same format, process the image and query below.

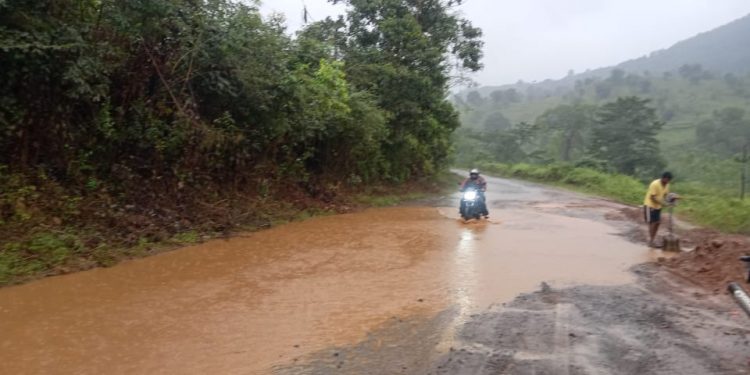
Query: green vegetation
1,232,83,284
355,170,460,207
456,70,750,233
455,64,750,190
454,36,750,236
478,162,750,234
0,0,482,285
457,94,668,180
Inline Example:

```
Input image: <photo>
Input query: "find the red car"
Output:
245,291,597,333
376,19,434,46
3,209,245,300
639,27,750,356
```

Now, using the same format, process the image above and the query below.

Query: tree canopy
588,97,664,176
0,0,483,188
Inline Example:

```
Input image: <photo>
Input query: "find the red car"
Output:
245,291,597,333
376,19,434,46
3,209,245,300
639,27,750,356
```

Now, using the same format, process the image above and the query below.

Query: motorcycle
460,188,485,221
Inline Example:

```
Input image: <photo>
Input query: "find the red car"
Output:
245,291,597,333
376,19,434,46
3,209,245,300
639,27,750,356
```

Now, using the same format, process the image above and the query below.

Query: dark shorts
644,206,661,223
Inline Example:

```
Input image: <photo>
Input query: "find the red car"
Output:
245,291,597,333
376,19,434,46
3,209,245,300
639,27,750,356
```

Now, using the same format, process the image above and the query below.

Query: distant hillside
468,13,750,97
453,13,750,190
619,13,750,75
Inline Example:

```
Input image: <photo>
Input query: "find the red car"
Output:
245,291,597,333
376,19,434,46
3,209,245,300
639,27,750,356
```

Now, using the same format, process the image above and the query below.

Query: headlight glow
463,191,477,200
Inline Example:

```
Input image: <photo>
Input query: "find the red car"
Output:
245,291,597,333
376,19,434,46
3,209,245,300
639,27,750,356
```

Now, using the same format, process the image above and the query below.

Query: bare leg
648,222,660,246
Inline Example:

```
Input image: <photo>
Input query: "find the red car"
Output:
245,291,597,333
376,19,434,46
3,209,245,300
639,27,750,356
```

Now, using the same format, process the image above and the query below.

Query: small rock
711,239,724,249
417,298,424,303
333,352,339,357
569,333,577,338
293,345,299,348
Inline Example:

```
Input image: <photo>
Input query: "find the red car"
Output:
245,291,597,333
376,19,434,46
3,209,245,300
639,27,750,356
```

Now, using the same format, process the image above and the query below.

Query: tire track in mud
433,279,750,375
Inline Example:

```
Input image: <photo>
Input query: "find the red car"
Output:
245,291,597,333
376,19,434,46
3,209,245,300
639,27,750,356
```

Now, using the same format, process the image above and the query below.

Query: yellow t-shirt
643,179,670,209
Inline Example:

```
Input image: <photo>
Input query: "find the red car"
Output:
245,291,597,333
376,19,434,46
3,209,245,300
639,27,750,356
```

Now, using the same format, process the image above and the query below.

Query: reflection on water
436,223,487,352
453,223,486,319
1,201,654,374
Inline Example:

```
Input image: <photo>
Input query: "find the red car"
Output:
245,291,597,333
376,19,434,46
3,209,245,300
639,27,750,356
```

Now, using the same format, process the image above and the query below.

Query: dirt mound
663,238,750,294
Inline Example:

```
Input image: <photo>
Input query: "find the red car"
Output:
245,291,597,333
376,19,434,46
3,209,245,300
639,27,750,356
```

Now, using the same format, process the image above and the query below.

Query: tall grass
477,162,750,234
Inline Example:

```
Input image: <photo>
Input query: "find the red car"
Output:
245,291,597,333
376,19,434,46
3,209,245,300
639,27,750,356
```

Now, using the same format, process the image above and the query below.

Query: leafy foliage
456,96,664,181
0,0,481,185
696,107,750,156
588,97,664,177
0,0,483,283
455,62,750,198
534,104,596,162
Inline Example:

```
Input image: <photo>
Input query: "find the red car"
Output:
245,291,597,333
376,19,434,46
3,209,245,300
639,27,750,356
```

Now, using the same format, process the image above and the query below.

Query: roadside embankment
661,236,750,294
0,170,458,286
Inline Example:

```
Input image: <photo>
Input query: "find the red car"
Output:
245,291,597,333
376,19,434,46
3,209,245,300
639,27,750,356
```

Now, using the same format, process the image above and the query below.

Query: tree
696,107,750,198
490,90,504,105
588,97,664,176
724,73,746,96
483,112,511,132
608,69,626,85
678,64,712,84
505,88,521,103
536,104,596,162
594,82,612,100
334,0,483,179
696,108,750,155
489,89,520,105
467,90,484,107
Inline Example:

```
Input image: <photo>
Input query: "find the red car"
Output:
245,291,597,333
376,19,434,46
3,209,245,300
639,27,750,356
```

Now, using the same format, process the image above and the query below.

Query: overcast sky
259,0,750,86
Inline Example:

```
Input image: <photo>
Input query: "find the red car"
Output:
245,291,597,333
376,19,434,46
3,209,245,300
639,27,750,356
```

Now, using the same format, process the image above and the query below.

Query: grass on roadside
477,162,750,234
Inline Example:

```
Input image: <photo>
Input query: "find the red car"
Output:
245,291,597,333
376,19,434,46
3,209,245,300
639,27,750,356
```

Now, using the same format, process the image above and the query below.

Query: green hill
464,13,750,100
455,14,750,194
619,14,750,75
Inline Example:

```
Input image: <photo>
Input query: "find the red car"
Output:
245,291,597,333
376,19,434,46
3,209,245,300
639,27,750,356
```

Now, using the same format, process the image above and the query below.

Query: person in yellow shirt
643,171,674,247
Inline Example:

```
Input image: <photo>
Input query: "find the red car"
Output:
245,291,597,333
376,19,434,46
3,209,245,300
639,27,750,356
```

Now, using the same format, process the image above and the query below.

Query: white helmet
470,169,480,175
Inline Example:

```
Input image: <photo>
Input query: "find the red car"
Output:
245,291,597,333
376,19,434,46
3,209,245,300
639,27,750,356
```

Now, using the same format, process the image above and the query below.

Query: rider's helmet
469,168,480,179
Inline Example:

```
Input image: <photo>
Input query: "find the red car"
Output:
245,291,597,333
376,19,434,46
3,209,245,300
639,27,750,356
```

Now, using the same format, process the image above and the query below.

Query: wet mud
0,175,737,374
434,276,750,375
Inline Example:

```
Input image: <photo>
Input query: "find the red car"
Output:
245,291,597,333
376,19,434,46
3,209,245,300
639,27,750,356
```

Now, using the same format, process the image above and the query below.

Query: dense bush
0,0,482,187
0,0,483,284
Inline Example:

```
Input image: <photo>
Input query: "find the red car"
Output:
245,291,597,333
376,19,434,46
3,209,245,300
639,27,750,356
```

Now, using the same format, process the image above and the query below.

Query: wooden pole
742,144,748,200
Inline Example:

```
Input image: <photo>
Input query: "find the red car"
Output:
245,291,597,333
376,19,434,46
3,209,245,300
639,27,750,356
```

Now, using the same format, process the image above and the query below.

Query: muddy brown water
0,176,670,374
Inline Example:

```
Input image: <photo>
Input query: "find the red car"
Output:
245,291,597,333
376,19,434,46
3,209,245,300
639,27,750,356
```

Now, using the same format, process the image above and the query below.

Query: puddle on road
0,203,663,374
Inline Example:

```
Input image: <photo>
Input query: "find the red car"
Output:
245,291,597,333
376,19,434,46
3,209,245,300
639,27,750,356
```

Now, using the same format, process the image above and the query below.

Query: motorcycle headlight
463,191,477,200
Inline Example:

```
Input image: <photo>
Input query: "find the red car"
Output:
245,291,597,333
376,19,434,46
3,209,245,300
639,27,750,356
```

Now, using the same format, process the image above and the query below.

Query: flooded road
0,175,665,374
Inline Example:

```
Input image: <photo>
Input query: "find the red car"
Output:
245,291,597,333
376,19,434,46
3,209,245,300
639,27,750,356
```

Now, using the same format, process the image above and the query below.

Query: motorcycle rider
460,169,489,218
